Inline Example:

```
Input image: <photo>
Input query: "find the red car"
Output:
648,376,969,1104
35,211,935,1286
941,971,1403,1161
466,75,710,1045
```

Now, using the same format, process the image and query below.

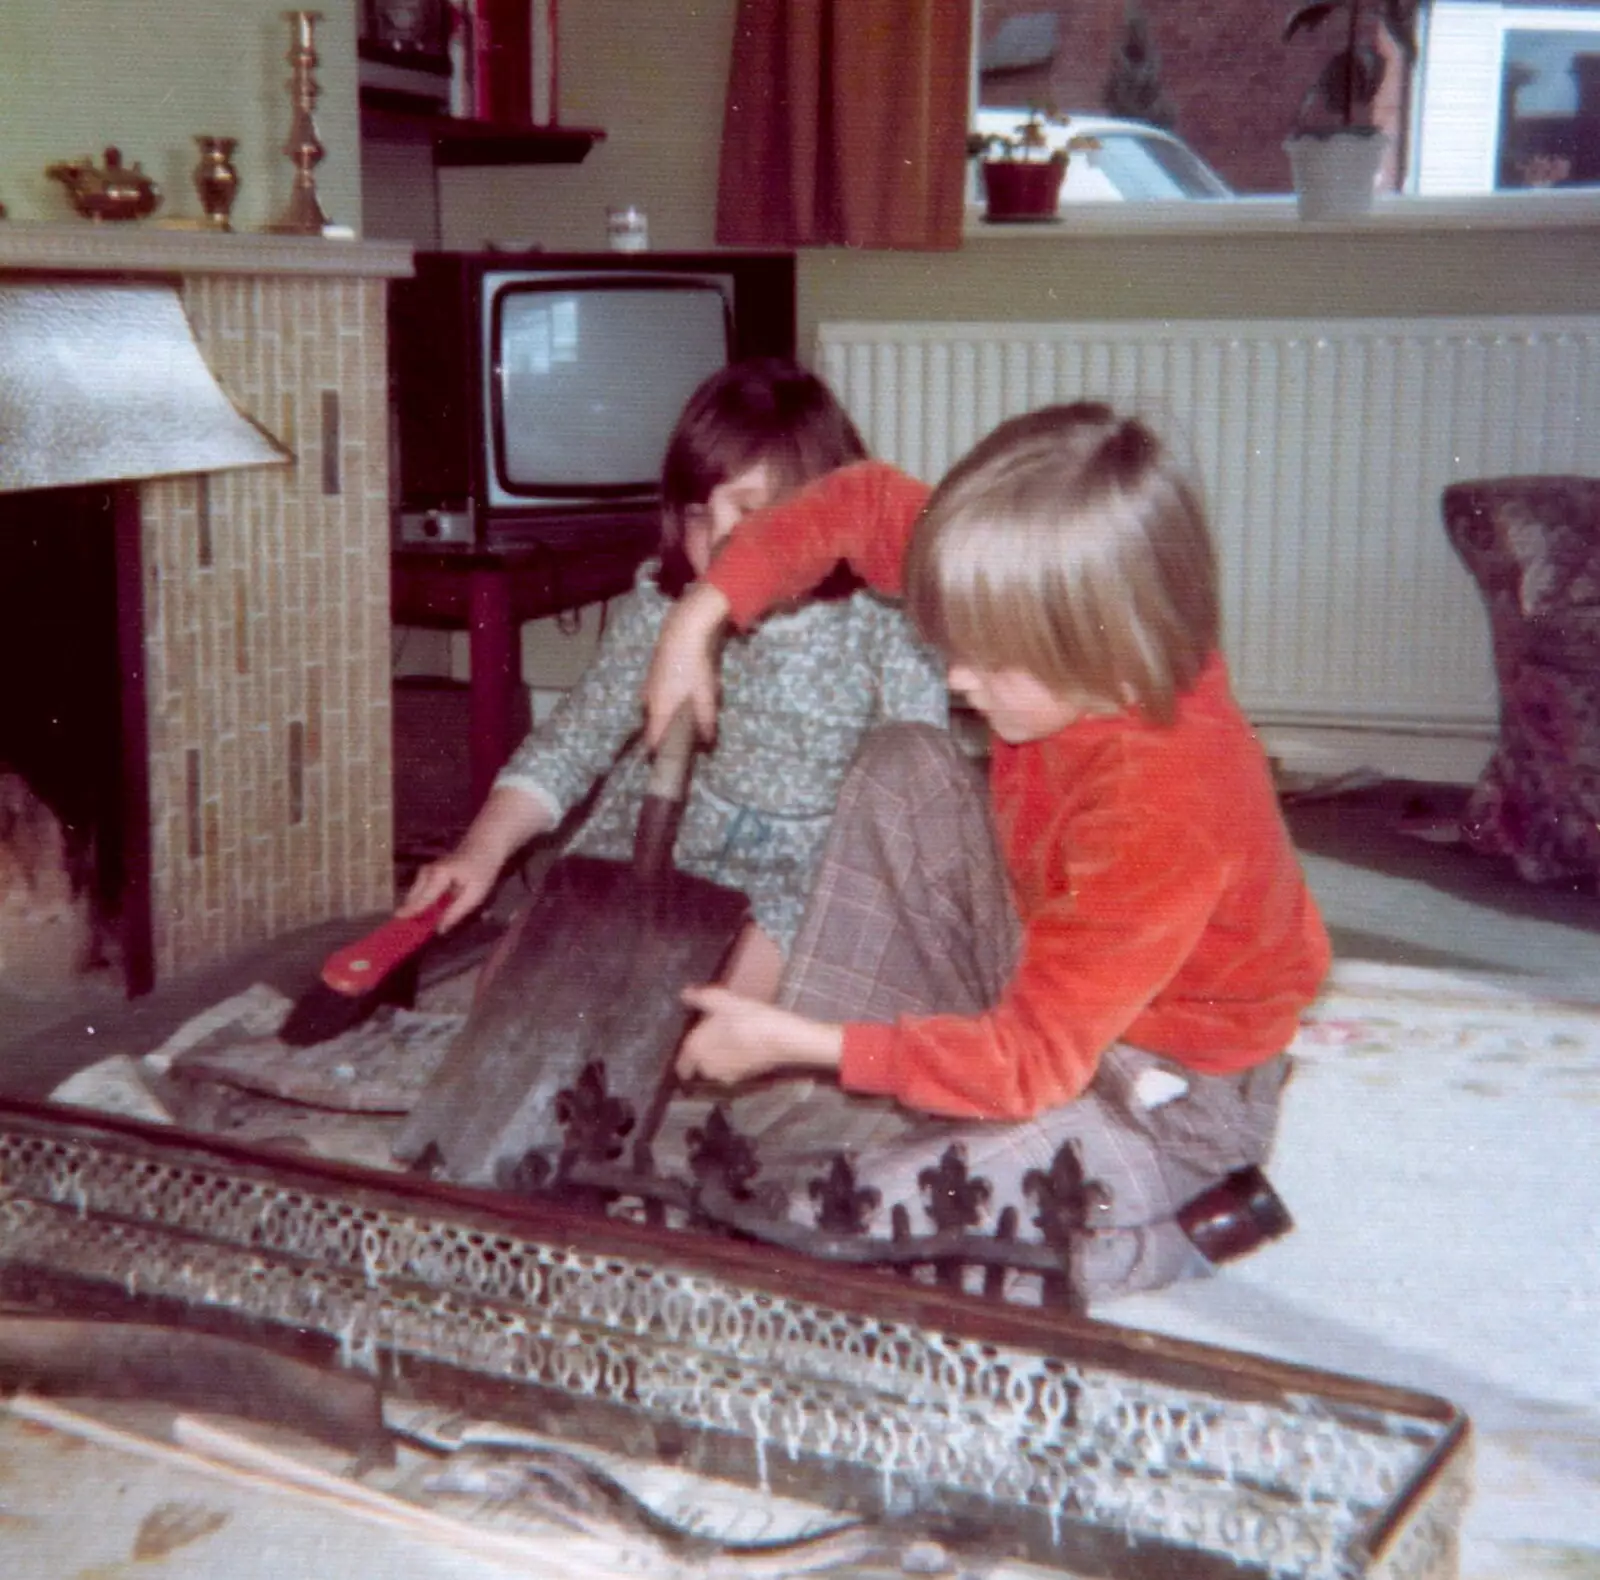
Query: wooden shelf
360,93,605,168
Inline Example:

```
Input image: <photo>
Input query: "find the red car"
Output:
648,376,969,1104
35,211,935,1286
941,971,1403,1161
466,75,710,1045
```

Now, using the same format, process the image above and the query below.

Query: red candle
471,0,556,125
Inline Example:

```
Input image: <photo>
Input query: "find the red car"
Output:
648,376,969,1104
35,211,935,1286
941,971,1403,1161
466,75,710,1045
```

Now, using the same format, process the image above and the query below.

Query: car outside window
971,109,1235,207
1084,132,1234,200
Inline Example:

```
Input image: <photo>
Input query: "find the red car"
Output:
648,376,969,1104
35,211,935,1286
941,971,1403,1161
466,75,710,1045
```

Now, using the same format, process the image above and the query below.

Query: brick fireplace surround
0,227,413,989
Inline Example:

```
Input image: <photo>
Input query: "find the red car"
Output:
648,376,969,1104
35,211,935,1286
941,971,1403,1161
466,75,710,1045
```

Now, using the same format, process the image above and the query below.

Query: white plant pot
1284,132,1386,220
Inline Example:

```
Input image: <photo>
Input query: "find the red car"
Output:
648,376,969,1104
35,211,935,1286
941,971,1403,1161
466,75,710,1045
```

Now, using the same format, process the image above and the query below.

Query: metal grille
0,1109,1469,1578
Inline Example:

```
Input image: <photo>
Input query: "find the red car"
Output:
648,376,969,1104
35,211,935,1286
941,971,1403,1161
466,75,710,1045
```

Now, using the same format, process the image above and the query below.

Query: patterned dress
495,561,948,951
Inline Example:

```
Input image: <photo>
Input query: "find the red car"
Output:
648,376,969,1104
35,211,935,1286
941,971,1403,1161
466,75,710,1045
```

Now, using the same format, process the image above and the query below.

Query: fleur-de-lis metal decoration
808,1154,880,1236
526,1083,1114,1314
686,1103,761,1200
1024,1141,1111,1250
555,1060,636,1168
918,1144,992,1234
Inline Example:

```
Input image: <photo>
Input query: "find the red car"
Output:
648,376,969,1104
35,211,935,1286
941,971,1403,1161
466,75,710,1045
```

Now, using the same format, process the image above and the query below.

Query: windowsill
963,189,1600,239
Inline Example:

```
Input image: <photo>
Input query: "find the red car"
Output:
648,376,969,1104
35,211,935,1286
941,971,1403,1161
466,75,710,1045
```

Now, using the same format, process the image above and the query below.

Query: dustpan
393,708,749,1188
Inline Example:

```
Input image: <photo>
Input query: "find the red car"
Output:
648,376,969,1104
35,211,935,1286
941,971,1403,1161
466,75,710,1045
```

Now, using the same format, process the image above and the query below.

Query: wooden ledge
0,223,414,280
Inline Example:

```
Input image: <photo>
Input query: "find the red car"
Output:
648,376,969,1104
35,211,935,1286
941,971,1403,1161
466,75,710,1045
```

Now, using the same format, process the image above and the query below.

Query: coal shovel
392,708,749,1189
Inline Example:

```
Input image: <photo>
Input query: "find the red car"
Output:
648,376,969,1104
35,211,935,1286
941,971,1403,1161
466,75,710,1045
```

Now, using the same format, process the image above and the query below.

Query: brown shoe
1177,1166,1294,1264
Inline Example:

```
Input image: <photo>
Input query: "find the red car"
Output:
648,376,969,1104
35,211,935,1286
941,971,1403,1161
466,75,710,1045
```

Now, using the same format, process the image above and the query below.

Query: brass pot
46,146,162,222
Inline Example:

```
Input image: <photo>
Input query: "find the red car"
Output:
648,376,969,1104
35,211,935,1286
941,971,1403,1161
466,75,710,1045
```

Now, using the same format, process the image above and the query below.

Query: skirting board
1258,722,1495,786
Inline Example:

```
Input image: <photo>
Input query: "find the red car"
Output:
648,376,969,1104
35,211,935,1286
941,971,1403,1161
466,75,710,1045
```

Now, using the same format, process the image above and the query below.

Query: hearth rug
43,959,1600,1301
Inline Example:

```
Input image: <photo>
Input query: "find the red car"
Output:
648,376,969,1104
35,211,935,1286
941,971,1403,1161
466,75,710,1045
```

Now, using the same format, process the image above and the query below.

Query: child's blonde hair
904,402,1219,725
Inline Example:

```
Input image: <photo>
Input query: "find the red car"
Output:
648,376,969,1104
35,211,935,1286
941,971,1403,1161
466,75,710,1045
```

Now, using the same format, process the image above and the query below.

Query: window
1416,2,1600,190
972,1,1600,201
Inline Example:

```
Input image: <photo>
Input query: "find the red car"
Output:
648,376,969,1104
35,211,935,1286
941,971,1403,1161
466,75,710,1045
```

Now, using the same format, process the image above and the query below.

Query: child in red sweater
643,402,1330,1303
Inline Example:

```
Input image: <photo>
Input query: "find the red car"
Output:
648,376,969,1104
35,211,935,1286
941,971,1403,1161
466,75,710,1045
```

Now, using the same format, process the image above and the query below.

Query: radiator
817,316,1600,733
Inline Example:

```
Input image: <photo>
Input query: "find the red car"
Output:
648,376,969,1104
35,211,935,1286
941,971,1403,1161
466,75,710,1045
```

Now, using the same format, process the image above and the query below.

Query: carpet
36,957,1600,1576
1101,960,1600,1580
1284,778,1600,937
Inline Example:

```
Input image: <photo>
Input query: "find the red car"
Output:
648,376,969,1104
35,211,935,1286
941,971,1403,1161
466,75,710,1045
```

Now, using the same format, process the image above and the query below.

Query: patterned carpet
1103,959,1600,1580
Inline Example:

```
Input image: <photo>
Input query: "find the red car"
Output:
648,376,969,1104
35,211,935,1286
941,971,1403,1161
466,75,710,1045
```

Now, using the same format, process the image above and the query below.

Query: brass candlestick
270,10,332,235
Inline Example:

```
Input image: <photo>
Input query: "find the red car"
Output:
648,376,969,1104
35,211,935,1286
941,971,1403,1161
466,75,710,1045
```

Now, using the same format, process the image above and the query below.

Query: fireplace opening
0,482,151,999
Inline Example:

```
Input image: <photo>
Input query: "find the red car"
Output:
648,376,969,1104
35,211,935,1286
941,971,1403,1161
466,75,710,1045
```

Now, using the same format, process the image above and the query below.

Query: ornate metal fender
425,1055,1111,1311
0,1097,1469,1579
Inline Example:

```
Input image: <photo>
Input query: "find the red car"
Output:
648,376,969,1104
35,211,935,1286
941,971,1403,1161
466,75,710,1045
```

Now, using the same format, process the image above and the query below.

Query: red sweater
709,462,1331,1121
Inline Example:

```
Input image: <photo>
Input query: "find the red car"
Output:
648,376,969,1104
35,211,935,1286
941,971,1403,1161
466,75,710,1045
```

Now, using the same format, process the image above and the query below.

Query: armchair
1442,476,1600,886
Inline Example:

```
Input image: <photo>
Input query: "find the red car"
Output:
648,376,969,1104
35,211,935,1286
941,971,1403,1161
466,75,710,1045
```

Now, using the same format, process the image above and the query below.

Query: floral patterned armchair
1443,476,1600,886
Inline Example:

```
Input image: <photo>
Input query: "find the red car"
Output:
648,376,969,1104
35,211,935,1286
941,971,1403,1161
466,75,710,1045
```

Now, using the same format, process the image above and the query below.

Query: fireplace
0,482,143,989
0,227,413,995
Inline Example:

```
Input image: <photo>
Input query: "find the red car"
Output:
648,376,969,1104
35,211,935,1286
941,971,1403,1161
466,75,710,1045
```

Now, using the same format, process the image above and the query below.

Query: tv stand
391,537,649,807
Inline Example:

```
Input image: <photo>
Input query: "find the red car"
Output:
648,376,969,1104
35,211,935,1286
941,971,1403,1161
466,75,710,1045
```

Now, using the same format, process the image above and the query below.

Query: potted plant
968,109,1101,223
1282,0,1418,218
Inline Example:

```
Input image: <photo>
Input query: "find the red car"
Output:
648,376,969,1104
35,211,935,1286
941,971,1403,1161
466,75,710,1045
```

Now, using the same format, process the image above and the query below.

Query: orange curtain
716,0,974,250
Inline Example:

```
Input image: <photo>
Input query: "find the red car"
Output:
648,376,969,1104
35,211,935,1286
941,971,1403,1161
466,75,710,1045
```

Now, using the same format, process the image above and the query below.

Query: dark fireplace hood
0,279,288,494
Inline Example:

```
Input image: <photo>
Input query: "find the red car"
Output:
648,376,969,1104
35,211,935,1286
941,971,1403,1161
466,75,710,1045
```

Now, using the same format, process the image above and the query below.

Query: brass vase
193,136,240,230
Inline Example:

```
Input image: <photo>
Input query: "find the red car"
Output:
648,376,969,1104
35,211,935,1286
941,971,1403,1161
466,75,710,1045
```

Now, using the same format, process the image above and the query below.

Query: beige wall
6,0,1592,342
437,1,739,254
795,227,1600,342
432,0,1600,354
0,2,361,234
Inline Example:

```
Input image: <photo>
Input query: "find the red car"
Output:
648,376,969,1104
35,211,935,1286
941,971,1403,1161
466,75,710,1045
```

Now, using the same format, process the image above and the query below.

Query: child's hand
400,786,552,932
399,851,495,933
676,985,844,1085
643,582,731,748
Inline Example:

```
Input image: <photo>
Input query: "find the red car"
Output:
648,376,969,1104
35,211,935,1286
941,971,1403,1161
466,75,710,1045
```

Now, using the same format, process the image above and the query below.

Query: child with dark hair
653,356,871,601
642,402,1330,1301
401,358,946,998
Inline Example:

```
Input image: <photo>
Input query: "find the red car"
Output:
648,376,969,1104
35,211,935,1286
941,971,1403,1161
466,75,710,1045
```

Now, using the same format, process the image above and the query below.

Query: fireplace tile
124,266,401,980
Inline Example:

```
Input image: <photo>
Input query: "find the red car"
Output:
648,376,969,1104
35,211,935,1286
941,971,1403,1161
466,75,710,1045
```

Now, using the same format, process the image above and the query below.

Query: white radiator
817,317,1600,733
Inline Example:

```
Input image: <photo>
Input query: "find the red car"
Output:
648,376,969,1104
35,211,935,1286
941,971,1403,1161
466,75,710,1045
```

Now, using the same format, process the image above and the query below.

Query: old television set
388,250,797,554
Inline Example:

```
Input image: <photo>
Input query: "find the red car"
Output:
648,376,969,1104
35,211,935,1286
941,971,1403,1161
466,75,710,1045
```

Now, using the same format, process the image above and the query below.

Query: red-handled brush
277,893,453,1047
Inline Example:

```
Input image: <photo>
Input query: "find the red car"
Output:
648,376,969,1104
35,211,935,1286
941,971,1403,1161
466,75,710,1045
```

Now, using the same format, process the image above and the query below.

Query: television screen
485,274,732,508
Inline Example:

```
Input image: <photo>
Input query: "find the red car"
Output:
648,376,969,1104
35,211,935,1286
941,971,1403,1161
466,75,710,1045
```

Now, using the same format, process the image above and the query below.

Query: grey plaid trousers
660,724,1289,1305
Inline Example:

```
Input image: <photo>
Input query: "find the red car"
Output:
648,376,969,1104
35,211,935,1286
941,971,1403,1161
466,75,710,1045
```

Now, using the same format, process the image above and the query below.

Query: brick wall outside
978,0,1411,193
138,274,394,980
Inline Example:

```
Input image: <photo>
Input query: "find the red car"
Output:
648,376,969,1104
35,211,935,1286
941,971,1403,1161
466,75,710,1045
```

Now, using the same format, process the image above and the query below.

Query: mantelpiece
0,224,412,279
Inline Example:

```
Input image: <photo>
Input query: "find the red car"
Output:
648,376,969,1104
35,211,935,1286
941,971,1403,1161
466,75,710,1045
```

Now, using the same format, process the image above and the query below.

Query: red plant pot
980,157,1065,221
